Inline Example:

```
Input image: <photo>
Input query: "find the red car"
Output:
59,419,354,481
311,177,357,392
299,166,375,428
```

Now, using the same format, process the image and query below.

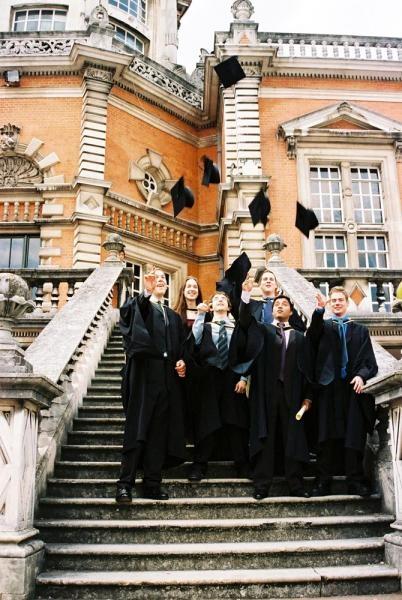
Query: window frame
113,21,145,53
314,234,348,268
351,166,384,225
309,165,344,224
357,234,389,269
108,0,147,24
0,235,40,269
12,6,68,32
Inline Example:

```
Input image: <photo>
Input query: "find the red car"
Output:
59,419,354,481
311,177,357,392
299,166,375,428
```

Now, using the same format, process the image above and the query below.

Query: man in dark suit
116,267,187,503
240,277,312,500
306,287,378,497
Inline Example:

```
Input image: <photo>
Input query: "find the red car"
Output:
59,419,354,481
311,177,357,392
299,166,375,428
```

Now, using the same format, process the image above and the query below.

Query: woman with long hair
173,276,203,333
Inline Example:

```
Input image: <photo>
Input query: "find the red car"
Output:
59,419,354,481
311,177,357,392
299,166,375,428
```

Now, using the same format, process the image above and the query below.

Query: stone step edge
39,494,381,506
44,537,384,556
48,475,348,483
34,514,394,529
35,564,399,586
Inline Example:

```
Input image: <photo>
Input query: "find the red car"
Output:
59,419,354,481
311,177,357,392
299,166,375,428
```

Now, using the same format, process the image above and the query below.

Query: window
114,24,144,53
13,8,67,32
315,235,347,268
125,262,171,306
108,0,147,23
351,167,383,224
0,236,40,268
369,282,393,312
310,166,343,223
357,235,388,268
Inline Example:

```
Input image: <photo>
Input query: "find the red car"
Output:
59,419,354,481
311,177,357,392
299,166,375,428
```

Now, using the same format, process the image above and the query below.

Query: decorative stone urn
231,0,254,20
102,233,125,263
0,272,35,372
263,233,287,264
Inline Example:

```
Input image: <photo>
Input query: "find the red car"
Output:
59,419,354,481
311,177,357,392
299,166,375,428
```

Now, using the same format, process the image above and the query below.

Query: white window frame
314,234,348,268
113,22,145,53
357,235,389,269
369,281,394,312
309,165,344,224
351,166,384,225
13,7,67,32
297,146,400,270
108,0,147,24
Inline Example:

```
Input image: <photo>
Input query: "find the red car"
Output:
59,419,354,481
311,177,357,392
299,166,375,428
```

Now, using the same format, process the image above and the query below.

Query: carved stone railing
0,198,43,221
104,200,196,254
0,37,78,56
129,55,203,108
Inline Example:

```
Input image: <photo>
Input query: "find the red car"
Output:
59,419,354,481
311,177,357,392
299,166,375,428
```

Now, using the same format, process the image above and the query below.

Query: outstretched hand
351,375,364,394
242,273,254,293
197,302,210,314
315,291,327,310
144,267,156,294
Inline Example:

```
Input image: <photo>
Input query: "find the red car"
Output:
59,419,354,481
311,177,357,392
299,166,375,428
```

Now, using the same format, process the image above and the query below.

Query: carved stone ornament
395,140,402,162
286,136,297,159
0,38,74,56
263,233,287,264
89,2,111,28
0,155,42,187
231,0,254,20
0,123,20,152
84,67,114,83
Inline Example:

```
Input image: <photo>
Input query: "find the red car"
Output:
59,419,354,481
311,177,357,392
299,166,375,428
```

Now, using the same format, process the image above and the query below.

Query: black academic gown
248,298,306,332
238,301,310,463
119,293,187,466
305,309,378,452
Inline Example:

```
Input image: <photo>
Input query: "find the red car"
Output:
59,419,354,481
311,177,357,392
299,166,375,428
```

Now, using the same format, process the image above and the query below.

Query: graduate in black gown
116,267,187,502
239,276,312,500
187,291,250,481
306,287,378,497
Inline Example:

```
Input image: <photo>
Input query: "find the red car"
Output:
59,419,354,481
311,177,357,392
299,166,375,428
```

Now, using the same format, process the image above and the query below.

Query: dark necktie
155,300,165,322
332,316,349,379
262,299,273,324
216,320,228,369
277,322,287,382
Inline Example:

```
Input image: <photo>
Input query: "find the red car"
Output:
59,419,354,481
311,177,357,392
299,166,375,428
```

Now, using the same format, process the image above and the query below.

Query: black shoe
311,481,331,497
253,486,269,500
188,463,207,482
143,486,169,500
347,481,371,497
290,488,310,498
115,485,132,504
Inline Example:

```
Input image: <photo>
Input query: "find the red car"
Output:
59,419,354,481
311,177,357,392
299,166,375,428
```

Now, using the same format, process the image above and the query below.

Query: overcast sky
177,0,402,73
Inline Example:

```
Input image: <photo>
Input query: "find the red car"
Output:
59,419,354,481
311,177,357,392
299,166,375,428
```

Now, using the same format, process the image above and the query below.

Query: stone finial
0,272,35,372
231,0,254,20
0,123,20,152
89,1,111,27
102,233,125,263
263,233,287,264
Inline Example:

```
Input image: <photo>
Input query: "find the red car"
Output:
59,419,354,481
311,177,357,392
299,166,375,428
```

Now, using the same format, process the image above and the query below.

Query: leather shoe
143,486,169,500
347,481,371,497
311,481,331,497
115,485,132,504
253,487,269,500
290,488,310,498
188,463,207,482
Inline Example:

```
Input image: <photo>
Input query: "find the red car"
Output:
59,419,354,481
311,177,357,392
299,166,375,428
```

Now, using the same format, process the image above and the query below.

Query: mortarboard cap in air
216,252,251,319
248,187,271,227
214,56,246,88
170,176,195,218
295,201,319,238
202,156,220,186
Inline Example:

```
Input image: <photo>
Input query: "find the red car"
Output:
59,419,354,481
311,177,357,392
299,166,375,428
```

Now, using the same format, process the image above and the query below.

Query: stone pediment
278,101,402,158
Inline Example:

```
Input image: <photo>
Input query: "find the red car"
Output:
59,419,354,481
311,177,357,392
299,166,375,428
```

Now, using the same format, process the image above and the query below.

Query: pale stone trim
0,87,83,99
108,94,217,148
260,88,402,103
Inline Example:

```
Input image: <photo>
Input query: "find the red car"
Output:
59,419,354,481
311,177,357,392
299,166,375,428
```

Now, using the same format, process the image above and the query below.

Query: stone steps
73,418,125,431
38,494,382,521
47,475,350,497
35,514,393,544
34,564,400,599
43,537,385,571
78,406,124,418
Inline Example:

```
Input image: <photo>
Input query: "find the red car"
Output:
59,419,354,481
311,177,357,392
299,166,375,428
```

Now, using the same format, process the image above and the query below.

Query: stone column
0,273,61,599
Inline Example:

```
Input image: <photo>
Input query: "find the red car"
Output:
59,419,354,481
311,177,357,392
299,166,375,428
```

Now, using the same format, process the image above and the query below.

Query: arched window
108,0,147,24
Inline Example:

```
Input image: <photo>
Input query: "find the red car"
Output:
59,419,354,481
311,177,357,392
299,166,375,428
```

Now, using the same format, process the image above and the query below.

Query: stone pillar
0,273,61,599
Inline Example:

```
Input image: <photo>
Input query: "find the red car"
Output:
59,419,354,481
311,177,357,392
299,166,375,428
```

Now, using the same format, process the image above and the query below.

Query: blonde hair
329,286,349,301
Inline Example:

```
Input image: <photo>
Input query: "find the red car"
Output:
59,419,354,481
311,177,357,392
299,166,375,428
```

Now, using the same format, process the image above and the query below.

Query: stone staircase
34,327,401,599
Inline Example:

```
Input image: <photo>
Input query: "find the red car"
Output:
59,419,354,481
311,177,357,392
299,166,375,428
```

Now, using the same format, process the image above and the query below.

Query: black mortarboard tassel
214,56,246,88
216,252,251,319
170,176,195,217
295,201,319,238
202,156,220,186
248,187,271,227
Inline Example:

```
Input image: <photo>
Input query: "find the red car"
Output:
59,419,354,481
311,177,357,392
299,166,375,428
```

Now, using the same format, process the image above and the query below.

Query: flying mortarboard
295,201,319,238
170,176,195,218
248,187,271,227
214,56,246,88
216,252,251,296
202,156,220,186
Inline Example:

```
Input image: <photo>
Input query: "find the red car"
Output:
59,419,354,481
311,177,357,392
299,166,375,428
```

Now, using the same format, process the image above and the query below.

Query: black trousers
252,380,304,492
117,391,169,489
316,439,365,484
194,425,249,466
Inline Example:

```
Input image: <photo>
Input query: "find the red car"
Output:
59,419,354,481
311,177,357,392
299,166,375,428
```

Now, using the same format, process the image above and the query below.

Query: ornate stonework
0,156,42,187
84,67,114,83
231,0,254,20
0,38,75,56
0,124,20,152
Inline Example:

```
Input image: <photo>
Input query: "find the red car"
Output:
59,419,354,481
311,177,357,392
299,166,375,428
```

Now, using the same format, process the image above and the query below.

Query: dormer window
108,0,147,24
13,8,67,32
114,23,144,53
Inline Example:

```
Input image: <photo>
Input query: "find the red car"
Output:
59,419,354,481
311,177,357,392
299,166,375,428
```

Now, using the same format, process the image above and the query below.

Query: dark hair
209,291,232,310
272,294,294,311
173,276,203,322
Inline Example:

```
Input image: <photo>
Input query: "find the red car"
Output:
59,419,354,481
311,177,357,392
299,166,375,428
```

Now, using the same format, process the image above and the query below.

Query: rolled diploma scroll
295,405,308,421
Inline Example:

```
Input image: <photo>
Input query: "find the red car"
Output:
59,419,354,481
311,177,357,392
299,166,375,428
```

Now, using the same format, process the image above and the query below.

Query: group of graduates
116,263,378,503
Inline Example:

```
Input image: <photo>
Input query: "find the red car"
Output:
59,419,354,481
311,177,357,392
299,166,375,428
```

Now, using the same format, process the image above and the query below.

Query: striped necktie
216,320,228,369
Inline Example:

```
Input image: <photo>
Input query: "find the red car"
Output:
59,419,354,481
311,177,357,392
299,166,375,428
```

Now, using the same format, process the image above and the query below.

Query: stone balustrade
0,198,43,222
103,201,196,253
